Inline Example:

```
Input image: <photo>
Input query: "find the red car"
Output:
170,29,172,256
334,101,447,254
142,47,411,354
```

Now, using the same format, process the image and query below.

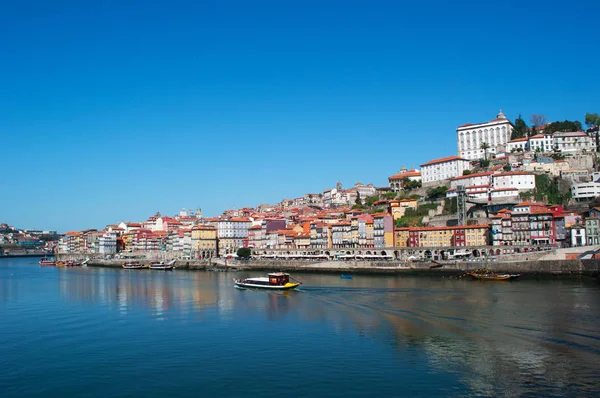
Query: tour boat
468,272,522,281
39,258,56,266
234,272,301,290
149,260,176,270
122,262,146,269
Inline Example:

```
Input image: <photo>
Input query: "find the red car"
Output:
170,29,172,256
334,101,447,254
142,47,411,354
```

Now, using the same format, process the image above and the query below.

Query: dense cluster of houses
0,223,58,255
54,196,600,259
55,110,600,259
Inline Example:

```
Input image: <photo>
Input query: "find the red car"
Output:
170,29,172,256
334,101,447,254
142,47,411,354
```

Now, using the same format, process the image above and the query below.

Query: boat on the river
234,272,301,290
149,260,176,270
39,258,56,266
468,272,522,281
122,262,147,269
340,274,353,279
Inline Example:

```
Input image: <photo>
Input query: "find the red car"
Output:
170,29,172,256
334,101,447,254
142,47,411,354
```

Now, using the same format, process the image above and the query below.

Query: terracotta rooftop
421,156,469,166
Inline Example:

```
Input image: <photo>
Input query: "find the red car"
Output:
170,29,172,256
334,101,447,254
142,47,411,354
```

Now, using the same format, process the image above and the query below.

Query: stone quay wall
55,253,600,276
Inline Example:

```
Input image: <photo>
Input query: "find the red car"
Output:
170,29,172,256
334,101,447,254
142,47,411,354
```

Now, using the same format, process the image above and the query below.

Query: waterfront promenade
53,254,600,276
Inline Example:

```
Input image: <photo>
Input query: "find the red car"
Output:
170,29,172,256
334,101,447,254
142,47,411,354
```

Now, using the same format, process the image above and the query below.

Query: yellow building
394,228,410,248
389,199,418,220
192,225,218,258
463,225,489,247
120,232,136,251
406,225,490,248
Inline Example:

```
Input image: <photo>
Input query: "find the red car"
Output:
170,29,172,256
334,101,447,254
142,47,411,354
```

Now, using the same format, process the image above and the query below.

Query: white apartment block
571,182,600,202
456,110,514,160
420,156,471,185
449,172,493,190
554,132,595,153
506,137,528,152
446,171,535,200
528,134,554,153
493,172,536,190
216,217,251,239
98,232,117,254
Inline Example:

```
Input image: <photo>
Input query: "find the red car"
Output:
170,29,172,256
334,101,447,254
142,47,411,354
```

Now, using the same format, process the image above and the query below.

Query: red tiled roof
421,156,469,166
508,137,528,143
388,169,422,180
496,172,534,177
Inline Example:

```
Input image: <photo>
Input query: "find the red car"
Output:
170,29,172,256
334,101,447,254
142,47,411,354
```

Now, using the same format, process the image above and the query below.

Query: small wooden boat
149,260,176,270
122,262,146,269
468,272,522,281
340,274,353,279
234,272,301,290
39,258,56,266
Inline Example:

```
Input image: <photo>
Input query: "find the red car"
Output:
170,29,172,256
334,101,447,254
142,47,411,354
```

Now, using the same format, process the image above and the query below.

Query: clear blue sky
2,0,599,232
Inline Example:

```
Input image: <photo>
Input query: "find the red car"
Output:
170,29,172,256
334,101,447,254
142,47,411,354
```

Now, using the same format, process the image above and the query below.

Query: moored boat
122,262,146,269
39,258,56,266
234,272,301,290
340,274,353,279
149,260,176,270
468,272,522,281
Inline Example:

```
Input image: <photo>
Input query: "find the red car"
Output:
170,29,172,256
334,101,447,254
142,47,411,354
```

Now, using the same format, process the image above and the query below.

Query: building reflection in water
57,268,600,394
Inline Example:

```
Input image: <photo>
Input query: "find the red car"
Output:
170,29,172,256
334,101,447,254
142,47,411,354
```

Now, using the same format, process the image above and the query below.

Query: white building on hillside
446,171,535,200
493,172,536,190
554,132,596,153
528,134,554,153
456,110,514,160
506,137,528,152
388,167,422,191
449,172,494,189
571,182,600,202
420,156,471,185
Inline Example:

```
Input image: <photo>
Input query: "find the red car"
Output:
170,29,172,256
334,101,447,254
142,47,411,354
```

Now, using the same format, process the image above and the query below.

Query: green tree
462,170,471,176
533,174,568,205
355,192,362,206
480,142,490,160
503,164,512,171
365,195,379,207
544,120,583,134
236,247,251,259
382,192,397,200
426,186,448,200
512,114,528,139
585,113,600,128
444,197,457,214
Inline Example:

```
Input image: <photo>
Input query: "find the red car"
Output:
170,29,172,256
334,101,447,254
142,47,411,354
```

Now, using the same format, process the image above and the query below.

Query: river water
1,257,599,397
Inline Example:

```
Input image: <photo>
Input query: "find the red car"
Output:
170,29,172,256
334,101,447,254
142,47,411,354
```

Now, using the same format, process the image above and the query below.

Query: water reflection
52,267,600,395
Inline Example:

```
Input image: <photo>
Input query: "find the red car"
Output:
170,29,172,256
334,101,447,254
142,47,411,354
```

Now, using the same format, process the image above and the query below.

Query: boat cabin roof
247,277,269,282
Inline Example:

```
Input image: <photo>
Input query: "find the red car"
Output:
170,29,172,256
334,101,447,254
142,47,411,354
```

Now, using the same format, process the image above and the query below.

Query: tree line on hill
511,112,599,140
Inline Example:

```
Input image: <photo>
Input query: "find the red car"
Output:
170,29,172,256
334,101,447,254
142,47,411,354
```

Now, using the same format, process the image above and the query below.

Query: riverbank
78,257,600,276
0,253,47,259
